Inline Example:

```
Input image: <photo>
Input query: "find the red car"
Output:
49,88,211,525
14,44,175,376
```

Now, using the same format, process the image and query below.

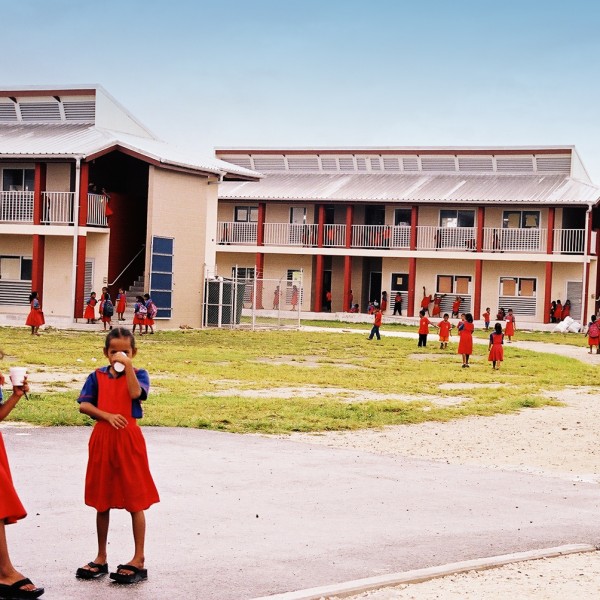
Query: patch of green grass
0,326,590,433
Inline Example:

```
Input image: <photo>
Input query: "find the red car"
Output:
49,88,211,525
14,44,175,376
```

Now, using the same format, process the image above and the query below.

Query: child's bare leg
117,511,146,574
0,520,37,591
80,510,109,573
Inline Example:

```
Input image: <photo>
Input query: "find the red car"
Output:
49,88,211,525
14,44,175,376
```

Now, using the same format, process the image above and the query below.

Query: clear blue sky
2,0,600,180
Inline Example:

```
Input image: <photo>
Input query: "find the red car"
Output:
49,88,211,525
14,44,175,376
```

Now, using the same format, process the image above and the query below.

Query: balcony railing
0,191,109,227
216,221,587,255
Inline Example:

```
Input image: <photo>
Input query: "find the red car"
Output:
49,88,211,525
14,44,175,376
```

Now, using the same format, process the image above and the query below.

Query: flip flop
0,578,45,599
109,564,148,584
76,562,108,580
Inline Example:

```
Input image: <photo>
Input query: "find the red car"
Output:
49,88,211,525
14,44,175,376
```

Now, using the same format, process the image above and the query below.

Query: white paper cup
9,367,27,386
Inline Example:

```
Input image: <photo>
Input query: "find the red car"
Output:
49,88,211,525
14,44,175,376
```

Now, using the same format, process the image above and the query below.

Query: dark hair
419,309,425,317
29,291,38,302
591,315,597,323
465,313,474,323
143,293,150,300
443,313,449,318
104,327,136,350
104,292,110,300
494,322,503,334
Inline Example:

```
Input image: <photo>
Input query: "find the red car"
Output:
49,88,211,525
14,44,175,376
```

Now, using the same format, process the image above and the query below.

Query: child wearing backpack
132,296,147,335
586,315,599,354
101,292,114,331
143,294,157,335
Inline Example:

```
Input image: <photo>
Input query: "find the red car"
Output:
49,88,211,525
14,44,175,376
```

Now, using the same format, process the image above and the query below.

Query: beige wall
147,166,210,328
42,237,75,317
46,163,71,192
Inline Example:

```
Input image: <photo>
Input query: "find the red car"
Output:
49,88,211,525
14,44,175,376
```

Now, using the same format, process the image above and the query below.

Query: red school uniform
0,433,27,524
116,293,127,314
438,320,452,342
482,310,490,323
505,314,515,336
78,367,159,512
373,309,382,327
25,298,45,327
419,316,432,335
432,297,442,317
452,299,461,314
83,297,97,320
488,332,504,362
457,321,474,355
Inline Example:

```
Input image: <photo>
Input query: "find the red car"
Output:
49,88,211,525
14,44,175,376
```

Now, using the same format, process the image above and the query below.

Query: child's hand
12,378,29,398
106,413,128,429
115,352,134,369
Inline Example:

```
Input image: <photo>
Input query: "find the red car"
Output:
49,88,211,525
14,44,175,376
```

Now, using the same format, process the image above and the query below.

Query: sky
2,0,600,180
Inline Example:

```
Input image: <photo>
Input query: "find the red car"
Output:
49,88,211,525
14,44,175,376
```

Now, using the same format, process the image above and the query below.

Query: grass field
0,325,590,433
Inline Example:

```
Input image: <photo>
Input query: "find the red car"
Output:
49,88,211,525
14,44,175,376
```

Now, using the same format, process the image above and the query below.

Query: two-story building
0,85,258,327
215,147,600,324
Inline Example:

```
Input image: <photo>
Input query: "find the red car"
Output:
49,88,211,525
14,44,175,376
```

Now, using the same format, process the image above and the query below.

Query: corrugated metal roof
219,173,600,205
0,124,261,180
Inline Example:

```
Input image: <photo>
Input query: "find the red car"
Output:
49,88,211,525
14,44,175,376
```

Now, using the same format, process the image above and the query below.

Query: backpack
147,301,157,319
588,321,599,338
137,303,148,317
103,299,114,317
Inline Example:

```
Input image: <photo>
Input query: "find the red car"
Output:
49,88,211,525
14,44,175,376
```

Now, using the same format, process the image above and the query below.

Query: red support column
78,162,89,226
474,260,482,319
343,205,354,311
345,205,353,248
257,202,266,246
543,262,553,323
410,206,418,251
314,255,324,312
546,208,555,254
32,163,47,300
317,205,325,247
74,236,87,318
255,252,264,309
476,207,484,252
583,262,590,322
33,163,46,225
408,257,416,317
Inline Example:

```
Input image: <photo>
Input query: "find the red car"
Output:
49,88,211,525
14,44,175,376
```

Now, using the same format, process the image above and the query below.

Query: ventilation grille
496,157,534,172
402,157,419,171
458,156,494,172
321,157,337,171
421,156,456,172
0,103,17,122
19,102,61,122
498,296,536,316
338,157,355,171
536,156,570,173
222,156,252,170
383,157,401,172
287,156,319,171
369,157,382,171
356,157,367,171
63,101,95,121
252,156,286,171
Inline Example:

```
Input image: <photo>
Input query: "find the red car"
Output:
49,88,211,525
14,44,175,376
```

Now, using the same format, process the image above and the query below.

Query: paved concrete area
4,425,600,599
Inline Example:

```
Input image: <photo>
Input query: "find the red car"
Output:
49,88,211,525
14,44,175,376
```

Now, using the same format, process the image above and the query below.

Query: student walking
143,294,156,335
84,292,98,324
100,293,114,331
488,322,504,370
586,315,599,354
504,308,516,343
457,313,475,367
25,292,44,336
418,310,433,347
132,296,147,335
392,292,402,316
76,328,159,584
368,303,382,340
437,313,453,349
116,288,127,322
0,371,44,599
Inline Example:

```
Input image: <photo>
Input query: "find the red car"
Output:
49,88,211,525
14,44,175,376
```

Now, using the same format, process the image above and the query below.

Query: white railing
0,191,34,222
42,192,74,224
553,228,585,254
324,224,346,247
87,193,108,226
217,221,257,245
264,223,318,246
417,226,477,250
391,225,411,248
352,224,394,248
483,227,546,252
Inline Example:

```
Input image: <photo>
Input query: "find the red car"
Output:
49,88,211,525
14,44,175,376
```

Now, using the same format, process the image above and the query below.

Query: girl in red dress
488,322,504,370
83,292,97,324
457,313,475,368
76,328,159,584
132,296,147,335
504,309,516,343
25,292,44,336
0,370,44,598
431,293,444,318
116,288,127,322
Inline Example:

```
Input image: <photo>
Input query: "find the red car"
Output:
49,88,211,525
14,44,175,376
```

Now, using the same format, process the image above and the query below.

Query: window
235,206,258,222
2,169,34,191
500,277,536,297
503,211,539,229
0,256,31,280
394,209,411,226
290,207,307,224
231,266,255,280
149,236,173,319
440,210,475,228
437,275,471,294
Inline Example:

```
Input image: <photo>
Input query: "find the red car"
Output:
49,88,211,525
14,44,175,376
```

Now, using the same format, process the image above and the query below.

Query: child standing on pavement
418,309,433,347
368,302,382,340
437,313,453,349
76,328,159,584
84,292,97,324
116,288,127,322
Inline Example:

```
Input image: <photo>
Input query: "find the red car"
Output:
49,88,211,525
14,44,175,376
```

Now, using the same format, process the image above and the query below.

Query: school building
0,85,259,327
214,147,600,324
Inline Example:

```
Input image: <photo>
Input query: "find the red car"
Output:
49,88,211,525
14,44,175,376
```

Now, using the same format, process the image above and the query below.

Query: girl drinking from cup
76,328,159,584
0,365,44,598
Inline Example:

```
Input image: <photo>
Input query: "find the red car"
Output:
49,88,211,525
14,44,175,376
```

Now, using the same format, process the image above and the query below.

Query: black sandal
75,562,108,580
0,578,45,599
109,564,148,584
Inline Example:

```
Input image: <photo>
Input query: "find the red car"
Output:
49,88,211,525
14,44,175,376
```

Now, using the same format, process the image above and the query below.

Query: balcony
0,191,108,227
217,221,587,256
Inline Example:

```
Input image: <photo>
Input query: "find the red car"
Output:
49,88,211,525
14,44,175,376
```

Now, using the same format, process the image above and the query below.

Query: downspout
71,158,81,321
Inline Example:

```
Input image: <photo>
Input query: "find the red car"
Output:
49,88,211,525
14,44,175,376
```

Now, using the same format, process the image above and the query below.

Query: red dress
457,322,474,354
83,297,97,320
116,294,127,314
0,433,27,524
432,297,442,316
25,299,44,327
505,315,515,336
488,332,504,362
84,370,159,512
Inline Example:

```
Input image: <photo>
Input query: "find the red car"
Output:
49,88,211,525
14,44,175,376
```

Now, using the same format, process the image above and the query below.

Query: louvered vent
536,156,570,173
222,156,252,170
287,156,319,171
19,102,61,122
383,157,401,172
0,103,17,122
320,157,337,171
496,156,534,172
63,101,95,122
338,157,355,171
402,157,419,171
356,158,367,171
458,156,494,172
369,157,382,171
252,156,286,171
421,156,456,172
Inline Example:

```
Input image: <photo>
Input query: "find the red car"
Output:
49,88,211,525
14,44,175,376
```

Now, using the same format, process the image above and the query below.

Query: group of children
549,299,571,323
84,289,157,334
0,328,159,598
